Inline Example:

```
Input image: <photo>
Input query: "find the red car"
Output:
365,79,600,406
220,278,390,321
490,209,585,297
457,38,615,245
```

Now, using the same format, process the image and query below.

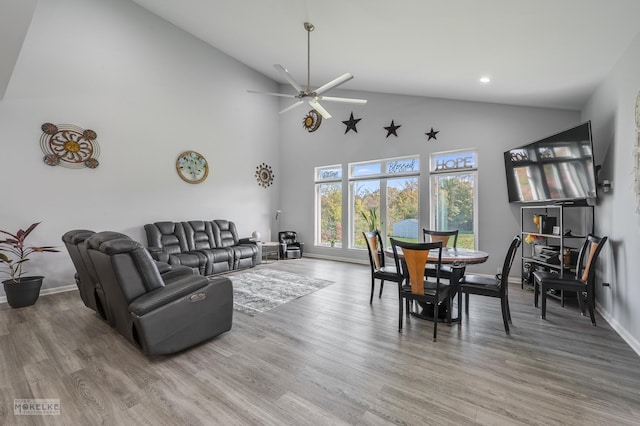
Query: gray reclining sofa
144,219,260,275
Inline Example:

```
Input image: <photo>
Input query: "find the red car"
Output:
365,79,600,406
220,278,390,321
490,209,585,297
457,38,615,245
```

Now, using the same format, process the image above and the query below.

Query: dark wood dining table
384,246,489,321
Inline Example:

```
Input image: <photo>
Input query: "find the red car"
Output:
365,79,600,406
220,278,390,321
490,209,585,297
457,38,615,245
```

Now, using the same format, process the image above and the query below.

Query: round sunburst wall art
40,122,100,168
303,110,322,132
255,162,274,188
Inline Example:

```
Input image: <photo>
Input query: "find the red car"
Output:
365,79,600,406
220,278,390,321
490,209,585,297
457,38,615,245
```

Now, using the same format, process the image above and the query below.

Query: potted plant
0,222,59,308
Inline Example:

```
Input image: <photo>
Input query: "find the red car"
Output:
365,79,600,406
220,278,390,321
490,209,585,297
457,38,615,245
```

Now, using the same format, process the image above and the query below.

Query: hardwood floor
1,258,639,425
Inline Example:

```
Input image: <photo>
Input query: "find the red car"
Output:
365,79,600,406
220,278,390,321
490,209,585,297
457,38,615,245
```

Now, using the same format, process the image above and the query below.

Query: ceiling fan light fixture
247,22,366,118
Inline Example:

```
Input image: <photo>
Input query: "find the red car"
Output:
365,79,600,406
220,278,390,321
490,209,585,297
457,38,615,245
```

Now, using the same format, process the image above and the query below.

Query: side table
261,241,280,263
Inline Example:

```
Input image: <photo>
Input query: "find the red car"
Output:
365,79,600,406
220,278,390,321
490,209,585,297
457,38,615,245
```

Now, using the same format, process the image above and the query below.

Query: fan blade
279,100,304,114
308,99,331,119
318,96,367,104
314,73,353,96
247,89,297,98
274,64,303,93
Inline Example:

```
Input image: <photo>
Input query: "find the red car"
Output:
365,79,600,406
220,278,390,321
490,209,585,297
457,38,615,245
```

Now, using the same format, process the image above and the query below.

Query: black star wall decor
425,127,439,140
342,112,362,134
384,120,401,138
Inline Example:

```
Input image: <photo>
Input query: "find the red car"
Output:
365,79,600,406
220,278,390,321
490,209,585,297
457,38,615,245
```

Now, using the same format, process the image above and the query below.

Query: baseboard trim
0,284,76,305
302,253,368,265
595,301,640,357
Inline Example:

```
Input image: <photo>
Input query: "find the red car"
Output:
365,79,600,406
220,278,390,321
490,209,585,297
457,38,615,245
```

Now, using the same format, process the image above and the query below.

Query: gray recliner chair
63,229,195,325
278,230,304,259
62,229,105,317
84,232,233,355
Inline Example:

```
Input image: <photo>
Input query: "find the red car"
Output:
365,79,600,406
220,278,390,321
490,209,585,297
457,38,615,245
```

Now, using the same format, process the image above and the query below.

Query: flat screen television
503,121,597,204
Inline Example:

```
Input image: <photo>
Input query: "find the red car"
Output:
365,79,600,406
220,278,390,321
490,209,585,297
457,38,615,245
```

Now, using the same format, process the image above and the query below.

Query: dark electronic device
533,247,561,265
503,121,598,204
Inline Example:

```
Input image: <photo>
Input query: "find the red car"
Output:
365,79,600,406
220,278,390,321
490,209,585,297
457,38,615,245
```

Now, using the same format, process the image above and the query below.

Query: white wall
0,0,280,295
581,32,640,353
277,89,580,275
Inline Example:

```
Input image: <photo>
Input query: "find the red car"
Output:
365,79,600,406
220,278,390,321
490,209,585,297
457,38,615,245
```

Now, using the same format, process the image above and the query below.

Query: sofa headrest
99,238,144,255
279,231,298,242
213,219,230,230
86,231,132,250
62,229,95,245
155,221,180,234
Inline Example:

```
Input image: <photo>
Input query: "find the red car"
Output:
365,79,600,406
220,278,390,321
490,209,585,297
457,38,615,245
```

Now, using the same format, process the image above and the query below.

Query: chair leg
398,293,404,331
576,289,585,315
464,293,470,314
446,297,452,326
370,277,375,304
432,302,438,342
501,296,510,335
457,290,463,325
379,280,385,298
534,277,539,308
541,283,547,319
586,289,596,326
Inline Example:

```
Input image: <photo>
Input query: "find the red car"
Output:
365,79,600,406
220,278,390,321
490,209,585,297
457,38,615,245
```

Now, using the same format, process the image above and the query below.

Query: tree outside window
315,165,342,247
430,150,477,249
350,156,419,248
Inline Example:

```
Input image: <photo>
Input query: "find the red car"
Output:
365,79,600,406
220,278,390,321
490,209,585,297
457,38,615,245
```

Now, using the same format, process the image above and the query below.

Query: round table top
384,246,489,265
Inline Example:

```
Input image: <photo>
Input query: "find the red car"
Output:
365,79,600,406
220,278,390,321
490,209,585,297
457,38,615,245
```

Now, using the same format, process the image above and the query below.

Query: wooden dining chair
459,235,521,334
390,238,450,341
363,230,403,304
533,234,607,325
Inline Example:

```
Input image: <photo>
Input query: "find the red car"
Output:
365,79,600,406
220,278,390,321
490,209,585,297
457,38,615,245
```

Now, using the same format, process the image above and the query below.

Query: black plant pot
2,276,44,308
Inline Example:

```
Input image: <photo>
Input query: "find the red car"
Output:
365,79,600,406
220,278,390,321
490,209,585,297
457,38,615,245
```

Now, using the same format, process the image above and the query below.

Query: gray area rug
229,269,333,315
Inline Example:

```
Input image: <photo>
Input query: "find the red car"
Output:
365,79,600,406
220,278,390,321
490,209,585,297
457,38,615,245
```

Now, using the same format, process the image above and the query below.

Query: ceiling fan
248,22,367,119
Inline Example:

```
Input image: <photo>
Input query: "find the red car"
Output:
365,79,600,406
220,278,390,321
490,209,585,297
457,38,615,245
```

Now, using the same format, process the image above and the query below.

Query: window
315,165,342,247
350,156,420,248
430,150,477,249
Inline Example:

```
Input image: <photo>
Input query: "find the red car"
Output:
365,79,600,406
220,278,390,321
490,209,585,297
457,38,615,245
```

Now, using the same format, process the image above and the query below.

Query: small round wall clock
176,151,208,184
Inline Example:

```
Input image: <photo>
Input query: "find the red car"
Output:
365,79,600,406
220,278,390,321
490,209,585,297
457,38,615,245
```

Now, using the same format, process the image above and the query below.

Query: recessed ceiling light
480,76,491,84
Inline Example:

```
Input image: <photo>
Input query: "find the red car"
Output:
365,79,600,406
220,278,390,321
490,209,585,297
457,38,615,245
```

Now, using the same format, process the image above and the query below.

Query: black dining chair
423,229,459,280
390,238,450,341
533,234,607,325
459,235,521,334
363,230,403,304
422,229,459,247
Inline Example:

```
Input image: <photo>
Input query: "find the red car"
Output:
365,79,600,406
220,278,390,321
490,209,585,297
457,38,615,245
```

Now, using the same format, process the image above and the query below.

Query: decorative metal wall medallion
255,162,274,188
176,151,208,184
40,123,100,168
303,110,322,132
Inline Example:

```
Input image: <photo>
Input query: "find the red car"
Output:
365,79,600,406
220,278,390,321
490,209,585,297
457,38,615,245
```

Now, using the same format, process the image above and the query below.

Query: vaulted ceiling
3,0,640,110
127,0,640,110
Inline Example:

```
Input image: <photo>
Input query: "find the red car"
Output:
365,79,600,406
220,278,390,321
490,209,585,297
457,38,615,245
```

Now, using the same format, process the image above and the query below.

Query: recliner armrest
129,275,209,316
147,246,169,263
